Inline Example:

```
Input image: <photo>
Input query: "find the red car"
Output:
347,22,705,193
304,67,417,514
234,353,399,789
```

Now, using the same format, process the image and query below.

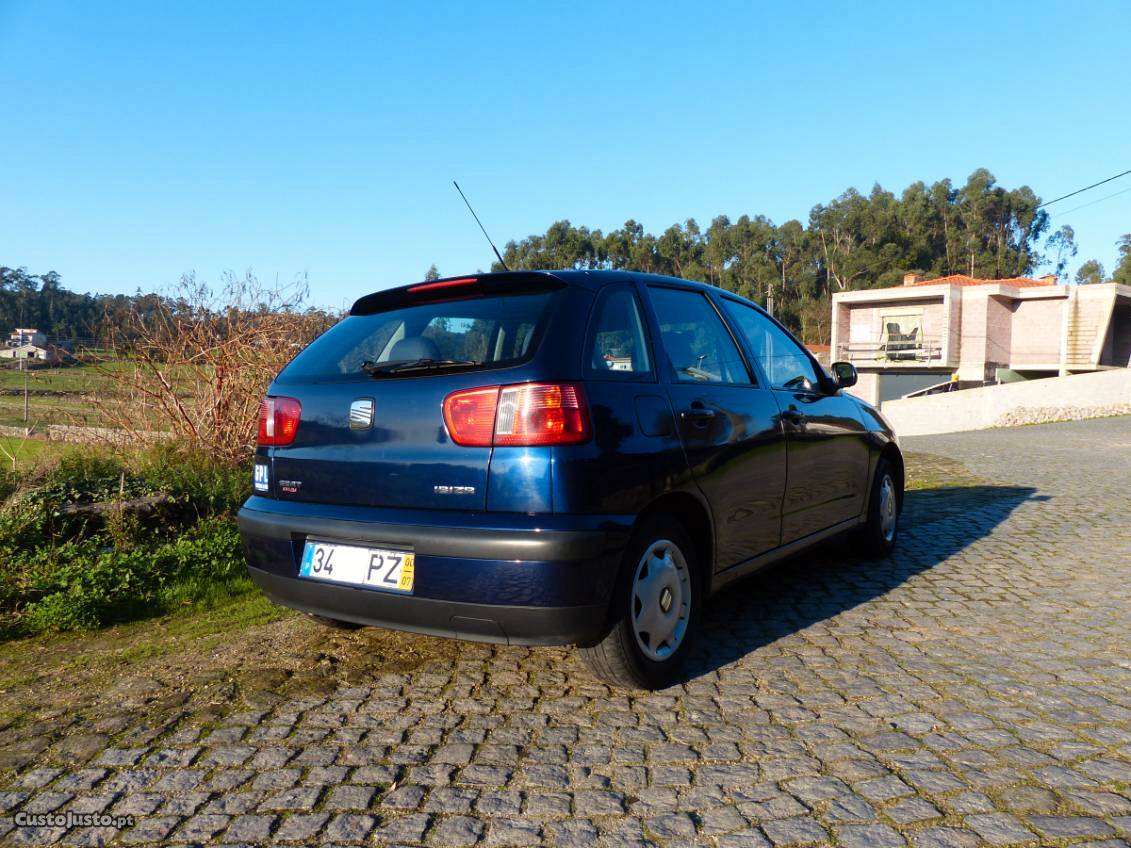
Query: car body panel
663,381,787,566
774,388,872,542
549,381,689,516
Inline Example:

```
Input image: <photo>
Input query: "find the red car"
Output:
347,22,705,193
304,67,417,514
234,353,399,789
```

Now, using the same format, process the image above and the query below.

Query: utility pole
22,354,29,423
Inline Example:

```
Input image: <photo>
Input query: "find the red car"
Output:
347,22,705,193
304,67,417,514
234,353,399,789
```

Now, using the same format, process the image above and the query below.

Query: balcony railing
837,335,944,364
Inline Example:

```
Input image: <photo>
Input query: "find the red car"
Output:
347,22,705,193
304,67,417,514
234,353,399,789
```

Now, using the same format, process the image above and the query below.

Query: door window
647,287,750,384
722,300,821,391
586,287,652,378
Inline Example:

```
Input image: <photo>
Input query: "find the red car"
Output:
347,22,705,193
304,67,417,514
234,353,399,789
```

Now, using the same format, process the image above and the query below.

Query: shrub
21,519,246,634
93,272,336,465
0,444,253,637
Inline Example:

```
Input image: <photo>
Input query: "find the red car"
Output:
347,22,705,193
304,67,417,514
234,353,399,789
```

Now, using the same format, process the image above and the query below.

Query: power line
1053,185,1131,217
1038,168,1131,209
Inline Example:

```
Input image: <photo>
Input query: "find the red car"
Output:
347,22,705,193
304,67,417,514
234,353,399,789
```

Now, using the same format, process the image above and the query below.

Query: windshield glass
279,290,559,382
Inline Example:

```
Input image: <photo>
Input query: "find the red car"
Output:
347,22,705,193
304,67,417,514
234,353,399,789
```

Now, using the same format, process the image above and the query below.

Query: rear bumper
247,565,606,646
237,497,631,646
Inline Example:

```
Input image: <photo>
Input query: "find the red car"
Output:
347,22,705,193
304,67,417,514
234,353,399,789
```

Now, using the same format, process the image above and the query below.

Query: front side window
722,299,821,391
586,287,652,378
647,287,749,384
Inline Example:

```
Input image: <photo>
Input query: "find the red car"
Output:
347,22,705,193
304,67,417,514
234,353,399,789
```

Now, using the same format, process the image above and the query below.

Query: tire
305,613,364,630
855,456,900,559
580,514,702,690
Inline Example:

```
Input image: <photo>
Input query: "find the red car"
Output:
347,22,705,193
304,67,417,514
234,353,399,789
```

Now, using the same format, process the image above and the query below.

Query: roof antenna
453,180,509,271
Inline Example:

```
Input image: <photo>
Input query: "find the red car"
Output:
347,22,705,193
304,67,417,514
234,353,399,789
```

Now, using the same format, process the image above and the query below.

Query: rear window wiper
361,358,479,376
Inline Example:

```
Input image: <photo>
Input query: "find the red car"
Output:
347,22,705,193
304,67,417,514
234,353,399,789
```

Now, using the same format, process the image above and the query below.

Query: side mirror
830,361,857,389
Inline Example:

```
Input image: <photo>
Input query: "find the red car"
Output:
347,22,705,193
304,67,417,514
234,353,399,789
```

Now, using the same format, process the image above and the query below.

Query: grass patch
0,443,251,639
0,362,113,393
0,437,66,467
904,451,983,490
0,584,285,689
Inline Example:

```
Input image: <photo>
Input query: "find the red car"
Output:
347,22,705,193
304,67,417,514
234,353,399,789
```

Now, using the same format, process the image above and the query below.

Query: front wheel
855,456,900,558
580,515,701,690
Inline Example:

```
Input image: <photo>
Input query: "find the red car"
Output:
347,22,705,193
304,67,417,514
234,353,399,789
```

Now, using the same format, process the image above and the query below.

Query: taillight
494,383,589,445
258,396,301,446
442,386,499,447
443,382,590,447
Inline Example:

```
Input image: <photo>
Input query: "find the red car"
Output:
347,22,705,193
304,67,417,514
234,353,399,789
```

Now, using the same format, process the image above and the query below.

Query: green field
0,361,114,392
0,361,176,430
0,436,67,470
0,363,114,427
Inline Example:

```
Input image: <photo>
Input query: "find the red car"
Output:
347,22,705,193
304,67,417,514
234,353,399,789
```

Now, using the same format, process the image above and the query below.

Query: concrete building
6,328,47,349
0,329,67,365
830,274,1131,405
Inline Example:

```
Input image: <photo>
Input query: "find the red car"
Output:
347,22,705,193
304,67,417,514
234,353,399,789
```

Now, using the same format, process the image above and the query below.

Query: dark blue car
238,271,902,688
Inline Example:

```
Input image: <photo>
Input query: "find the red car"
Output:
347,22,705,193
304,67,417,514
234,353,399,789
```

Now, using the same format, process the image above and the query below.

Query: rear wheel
855,456,900,558
580,515,701,690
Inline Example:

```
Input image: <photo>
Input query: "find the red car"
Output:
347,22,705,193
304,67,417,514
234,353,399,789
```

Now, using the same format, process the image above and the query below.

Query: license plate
299,541,415,593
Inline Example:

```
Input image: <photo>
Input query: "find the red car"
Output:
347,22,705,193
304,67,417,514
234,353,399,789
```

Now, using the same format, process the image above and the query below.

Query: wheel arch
631,489,714,593
878,441,905,513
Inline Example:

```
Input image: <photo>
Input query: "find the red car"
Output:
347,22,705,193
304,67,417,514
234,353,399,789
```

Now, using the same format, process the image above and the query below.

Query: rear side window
279,290,558,381
647,287,750,384
586,287,652,378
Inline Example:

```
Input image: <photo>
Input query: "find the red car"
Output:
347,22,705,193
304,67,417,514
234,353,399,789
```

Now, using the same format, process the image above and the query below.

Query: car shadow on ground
681,484,1044,683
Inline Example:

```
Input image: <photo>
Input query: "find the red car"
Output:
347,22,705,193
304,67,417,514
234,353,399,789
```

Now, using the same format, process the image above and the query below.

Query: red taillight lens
443,383,590,447
494,383,589,445
442,386,499,446
258,396,301,446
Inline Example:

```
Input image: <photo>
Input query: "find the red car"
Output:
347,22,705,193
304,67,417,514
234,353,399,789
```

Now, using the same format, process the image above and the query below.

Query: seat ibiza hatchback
239,271,902,689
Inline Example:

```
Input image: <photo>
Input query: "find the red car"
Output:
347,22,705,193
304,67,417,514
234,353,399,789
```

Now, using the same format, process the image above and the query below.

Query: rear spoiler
351,272,565,315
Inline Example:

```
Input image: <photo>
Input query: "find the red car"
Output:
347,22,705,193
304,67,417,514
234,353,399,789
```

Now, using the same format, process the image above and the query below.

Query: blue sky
2,0,1128,309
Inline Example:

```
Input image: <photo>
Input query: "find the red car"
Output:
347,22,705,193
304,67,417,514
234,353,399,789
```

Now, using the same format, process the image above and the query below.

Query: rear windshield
279,290,559,382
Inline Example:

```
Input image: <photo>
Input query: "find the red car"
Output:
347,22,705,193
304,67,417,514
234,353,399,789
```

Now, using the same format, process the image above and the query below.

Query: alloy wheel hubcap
879,474,897,542
631,539,691,661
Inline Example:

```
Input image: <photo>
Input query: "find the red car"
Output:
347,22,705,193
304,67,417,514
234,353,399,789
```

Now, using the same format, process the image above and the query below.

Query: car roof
353,270,764,315
540,270,767,314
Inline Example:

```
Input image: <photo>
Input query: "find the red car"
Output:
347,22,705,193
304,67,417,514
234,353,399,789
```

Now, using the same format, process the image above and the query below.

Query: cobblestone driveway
2,417,1130,847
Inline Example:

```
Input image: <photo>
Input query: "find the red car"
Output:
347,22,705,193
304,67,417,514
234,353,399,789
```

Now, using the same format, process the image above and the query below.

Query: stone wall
880,367,1131,437
0,424,168,446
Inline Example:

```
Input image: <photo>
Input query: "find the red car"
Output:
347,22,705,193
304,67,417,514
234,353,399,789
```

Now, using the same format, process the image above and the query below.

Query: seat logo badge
349,398,374,430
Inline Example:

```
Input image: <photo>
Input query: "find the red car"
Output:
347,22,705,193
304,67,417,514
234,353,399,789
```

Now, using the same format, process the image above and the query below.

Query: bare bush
94,271,337,465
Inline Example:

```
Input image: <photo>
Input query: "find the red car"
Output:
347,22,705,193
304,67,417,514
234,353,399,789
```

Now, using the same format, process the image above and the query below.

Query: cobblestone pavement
2,416,1130,847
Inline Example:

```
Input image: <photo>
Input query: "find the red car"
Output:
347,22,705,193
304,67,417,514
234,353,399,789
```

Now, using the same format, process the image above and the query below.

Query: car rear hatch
263,273,577,511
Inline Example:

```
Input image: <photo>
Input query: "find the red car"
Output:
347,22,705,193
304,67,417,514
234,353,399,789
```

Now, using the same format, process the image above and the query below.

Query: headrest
389,336,442,362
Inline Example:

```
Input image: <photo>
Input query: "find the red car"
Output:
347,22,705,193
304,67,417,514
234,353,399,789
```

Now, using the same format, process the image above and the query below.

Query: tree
423,264,441,282
1074,259,1105,285
1113,235,1131,286
490,169,1061,338
1046,225,1077,280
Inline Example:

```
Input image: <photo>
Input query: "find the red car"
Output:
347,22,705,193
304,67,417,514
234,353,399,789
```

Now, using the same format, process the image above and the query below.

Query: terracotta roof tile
909,274,1057,288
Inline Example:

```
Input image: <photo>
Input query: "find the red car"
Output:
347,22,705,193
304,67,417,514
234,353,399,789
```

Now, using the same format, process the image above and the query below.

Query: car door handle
781,409,806,428
680,404,717,426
